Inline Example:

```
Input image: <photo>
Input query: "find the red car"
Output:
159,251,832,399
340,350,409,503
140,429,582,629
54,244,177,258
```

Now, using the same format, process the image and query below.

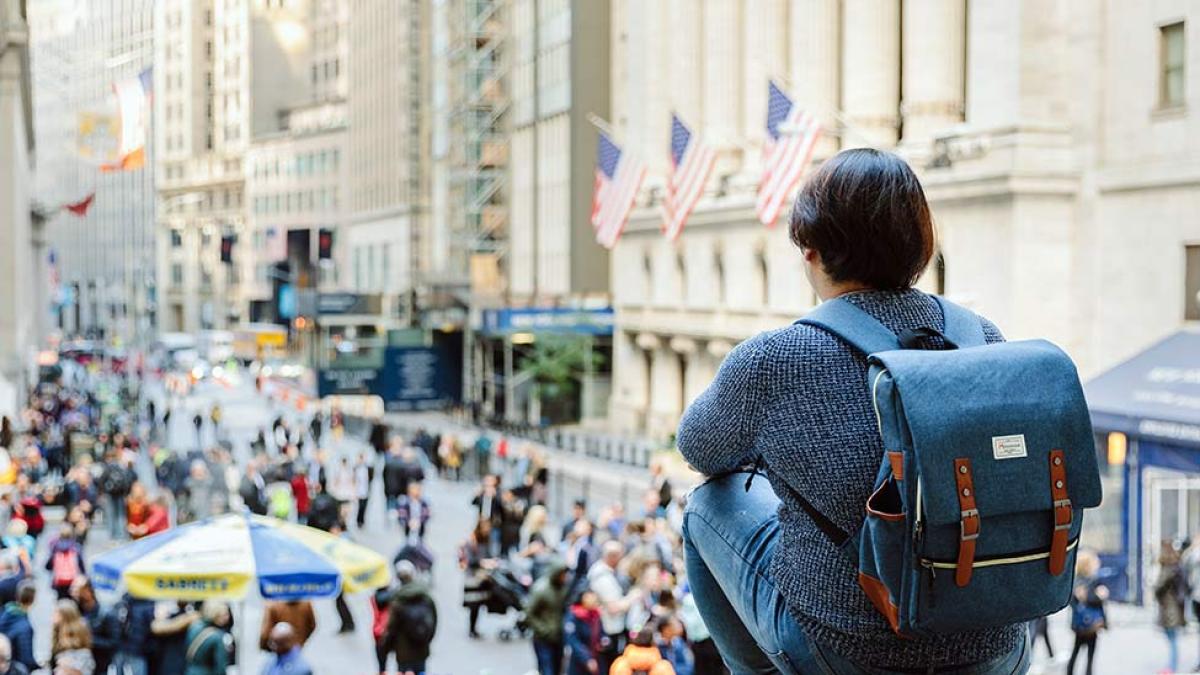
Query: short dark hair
15,580,35,606
789,148,936,289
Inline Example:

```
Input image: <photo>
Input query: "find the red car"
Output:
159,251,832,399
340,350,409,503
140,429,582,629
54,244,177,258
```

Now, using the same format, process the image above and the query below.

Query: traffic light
318,228,333,260
220,234,235,264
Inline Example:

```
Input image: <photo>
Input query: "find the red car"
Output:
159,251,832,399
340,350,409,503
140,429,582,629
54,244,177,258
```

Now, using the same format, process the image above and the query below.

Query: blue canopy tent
1087,329,1200,602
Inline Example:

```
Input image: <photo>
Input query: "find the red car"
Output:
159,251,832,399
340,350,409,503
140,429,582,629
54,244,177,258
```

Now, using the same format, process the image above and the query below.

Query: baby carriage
483,561,532,641
394,541,435,575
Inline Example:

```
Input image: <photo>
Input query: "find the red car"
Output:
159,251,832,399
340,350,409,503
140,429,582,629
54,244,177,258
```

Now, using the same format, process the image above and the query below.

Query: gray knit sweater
677,288,1025,669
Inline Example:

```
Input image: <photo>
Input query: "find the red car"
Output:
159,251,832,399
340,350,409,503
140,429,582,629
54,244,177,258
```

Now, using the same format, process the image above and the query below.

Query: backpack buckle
1053,498,1073,531
1048,450,1072,575
959,508,980,541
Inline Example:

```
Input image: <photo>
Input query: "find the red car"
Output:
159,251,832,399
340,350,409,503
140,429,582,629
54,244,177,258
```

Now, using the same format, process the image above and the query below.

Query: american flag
662,113,716,241
756,81,822,227
592,131,647,250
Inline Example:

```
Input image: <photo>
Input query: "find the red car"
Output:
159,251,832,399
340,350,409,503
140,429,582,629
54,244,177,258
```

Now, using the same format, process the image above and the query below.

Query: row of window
252,187,340,215
253,149,341,180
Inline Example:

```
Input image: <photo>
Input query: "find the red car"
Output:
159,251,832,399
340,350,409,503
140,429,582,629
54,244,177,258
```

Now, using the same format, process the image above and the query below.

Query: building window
171,263,183,286
675,252,687,306
1184,245,1200,320
1161,22,1186,108
170,230,183,248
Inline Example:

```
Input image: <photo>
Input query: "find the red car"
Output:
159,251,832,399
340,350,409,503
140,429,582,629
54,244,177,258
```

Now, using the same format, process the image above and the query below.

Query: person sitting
677,149,1026,672
0,581,36,673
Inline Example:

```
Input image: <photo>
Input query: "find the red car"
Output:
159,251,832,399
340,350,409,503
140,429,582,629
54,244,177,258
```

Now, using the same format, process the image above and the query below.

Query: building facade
345,0,427,319
0,0,39,416
465,0,612,425
242,0,348,323
609,0,1200,439
29,0,156,341
153,0,311,332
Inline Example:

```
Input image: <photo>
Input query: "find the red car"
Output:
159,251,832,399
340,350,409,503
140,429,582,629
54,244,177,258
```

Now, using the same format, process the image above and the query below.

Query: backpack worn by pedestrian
785,296,1103,636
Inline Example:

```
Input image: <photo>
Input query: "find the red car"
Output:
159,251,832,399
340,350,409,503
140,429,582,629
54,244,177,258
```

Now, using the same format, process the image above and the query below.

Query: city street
35,372,534,675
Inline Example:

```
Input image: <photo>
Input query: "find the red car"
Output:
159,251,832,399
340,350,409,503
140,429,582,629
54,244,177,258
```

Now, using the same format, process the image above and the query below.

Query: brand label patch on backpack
992,434,1028,460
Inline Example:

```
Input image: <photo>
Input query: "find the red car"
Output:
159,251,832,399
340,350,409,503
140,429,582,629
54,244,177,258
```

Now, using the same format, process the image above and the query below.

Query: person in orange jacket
610,626,676,675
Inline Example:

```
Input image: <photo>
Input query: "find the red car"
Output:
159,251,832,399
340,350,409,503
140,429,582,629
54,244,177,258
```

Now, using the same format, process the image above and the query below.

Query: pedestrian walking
112,594,155,675
70,578,119,675
260,623,312,675
150,601,199,675
1155,541,1187,675
45,524,85,600
308,412,322,447
564,590,602,675
353,453,371,529
50,599,95,675
588,541,635,673
1067,550,1107,675
378,560,437,675
183,601,231,675
238,463,268,516
459,519,495,640
0,581,36,673
396,482,431,541
328,524,356,634
0,635,27,675
526,560,570,675
192,413,203,450
98,455,133,541
258,601,316,651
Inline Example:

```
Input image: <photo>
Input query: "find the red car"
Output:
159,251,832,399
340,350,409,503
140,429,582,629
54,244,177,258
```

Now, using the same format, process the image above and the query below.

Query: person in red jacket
133,495,170,539
290,467,311,524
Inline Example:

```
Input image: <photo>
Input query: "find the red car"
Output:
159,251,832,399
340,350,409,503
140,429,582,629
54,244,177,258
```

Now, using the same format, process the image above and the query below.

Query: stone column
741,0,788,182
900,0,966,154
789,0,840,158
703,0,741,175
667,0,703,126
841,0,901,148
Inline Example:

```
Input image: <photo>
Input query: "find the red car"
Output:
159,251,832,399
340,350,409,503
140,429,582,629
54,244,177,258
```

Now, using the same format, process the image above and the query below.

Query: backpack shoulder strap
186,626,218,663
796,298,900,356
935,296,987,348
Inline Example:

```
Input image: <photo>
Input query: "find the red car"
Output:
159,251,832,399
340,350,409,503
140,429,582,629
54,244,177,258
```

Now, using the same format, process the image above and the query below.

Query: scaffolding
448,0,508,278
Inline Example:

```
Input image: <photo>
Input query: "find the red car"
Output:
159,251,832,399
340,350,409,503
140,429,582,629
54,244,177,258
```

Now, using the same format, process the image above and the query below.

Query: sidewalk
382,410,699,521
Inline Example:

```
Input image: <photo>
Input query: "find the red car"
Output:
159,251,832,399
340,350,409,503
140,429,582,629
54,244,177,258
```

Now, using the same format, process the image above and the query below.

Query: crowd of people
0,353,453,675
453,450,725,675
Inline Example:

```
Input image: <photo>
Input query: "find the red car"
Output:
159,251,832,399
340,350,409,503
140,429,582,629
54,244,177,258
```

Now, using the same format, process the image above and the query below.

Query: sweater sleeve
676,336,769,476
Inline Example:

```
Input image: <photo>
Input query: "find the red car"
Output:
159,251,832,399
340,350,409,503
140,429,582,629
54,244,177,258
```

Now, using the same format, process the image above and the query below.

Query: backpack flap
874,339,1101,554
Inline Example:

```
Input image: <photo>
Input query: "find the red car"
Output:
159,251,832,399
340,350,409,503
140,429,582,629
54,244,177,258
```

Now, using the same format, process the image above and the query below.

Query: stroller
394,541,435,575
482,561,532,641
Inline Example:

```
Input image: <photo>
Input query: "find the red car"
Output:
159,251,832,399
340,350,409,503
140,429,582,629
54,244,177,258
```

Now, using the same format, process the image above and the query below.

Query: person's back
184,619,227,675
382,577,437,668
677,149,1027,673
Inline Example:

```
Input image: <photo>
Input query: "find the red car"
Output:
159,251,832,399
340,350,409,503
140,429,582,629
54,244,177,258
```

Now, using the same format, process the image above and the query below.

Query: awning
1087,329,1200,448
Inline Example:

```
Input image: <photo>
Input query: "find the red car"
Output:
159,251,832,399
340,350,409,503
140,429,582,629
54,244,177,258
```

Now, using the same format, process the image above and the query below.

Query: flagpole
586,113,618,138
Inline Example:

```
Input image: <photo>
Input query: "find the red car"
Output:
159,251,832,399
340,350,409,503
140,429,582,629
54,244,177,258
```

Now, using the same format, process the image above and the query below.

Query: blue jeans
682,473,1031,675
1165,626,1179,673
533,638,562,675
113,652,148,675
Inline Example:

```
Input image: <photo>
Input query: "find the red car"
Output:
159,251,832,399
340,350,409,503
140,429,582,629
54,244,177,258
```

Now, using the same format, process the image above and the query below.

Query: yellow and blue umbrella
90,514,390,601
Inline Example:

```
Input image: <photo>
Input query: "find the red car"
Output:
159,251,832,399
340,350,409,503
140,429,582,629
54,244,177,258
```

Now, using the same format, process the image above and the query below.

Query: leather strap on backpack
1048,449,1072,576
954,458,980,587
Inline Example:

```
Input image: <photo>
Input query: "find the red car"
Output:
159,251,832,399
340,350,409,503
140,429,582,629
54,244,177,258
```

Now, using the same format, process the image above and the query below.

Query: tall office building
29,0,156,341
464,0,611,425
153,0,311,332
0,0,39,416
243,0,349,323
345,0,428,316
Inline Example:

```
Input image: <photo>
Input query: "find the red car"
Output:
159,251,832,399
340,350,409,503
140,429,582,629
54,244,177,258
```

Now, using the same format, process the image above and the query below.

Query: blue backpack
792,296,1103,637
